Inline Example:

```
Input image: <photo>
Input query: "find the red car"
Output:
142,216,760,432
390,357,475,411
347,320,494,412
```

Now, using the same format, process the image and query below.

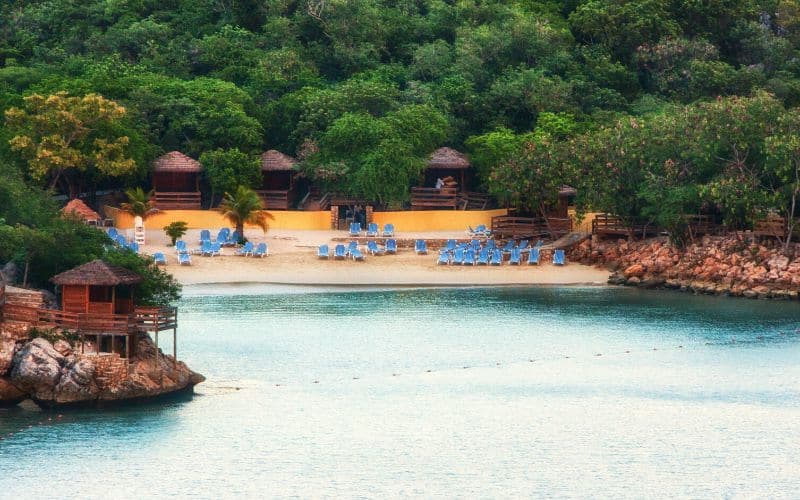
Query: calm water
1,286,799,498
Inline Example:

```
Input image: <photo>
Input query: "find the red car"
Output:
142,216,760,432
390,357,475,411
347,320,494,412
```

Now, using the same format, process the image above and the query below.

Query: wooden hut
258,150,298,210
411,147,472,210
51,260,142,316
61,199,101,225
151,151,202,209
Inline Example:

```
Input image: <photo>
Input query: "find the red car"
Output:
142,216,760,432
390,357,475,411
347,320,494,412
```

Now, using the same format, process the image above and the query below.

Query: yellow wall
107,206,509,232
107,206,331,230
371,209,508,232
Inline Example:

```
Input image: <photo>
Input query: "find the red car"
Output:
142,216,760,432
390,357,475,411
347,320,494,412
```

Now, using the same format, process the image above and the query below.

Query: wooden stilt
173,327,177,366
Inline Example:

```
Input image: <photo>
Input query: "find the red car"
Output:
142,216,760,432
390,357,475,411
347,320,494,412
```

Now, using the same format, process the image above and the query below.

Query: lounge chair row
174,239,268,257
466,224,491,237
319,239,398,259
151,252,192,266
437,247,566,266
349,223,395,237
199,228,241,246
107,229,139,253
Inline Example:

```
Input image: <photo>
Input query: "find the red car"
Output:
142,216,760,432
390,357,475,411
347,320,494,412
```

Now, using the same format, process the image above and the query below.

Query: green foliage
218,186,273,243
28,326,80,346
104,249,182,306
120,187,157,219
163,221,188,246
199,148,261,207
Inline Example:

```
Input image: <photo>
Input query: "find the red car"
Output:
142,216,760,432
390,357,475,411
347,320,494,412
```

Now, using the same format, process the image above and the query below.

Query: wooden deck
591,213,658,239
458,191,490,210
257,189,295,210
152,191,202,210
754,215,787,238
411,187,458,210
490,216,572,239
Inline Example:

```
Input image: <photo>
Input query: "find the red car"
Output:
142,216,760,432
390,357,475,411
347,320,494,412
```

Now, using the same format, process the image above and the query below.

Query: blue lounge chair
437,251,450,265
476,248,490,265
534,239,544,248
553,249,566,266
470,239,481,251
351,248,365,261
215,228,230,244
382,224,395,237
415,239,428,255
367,240,384,255
178,253,192,266
366,223,379,237
236,241,254,256
115,234,127,247
153,252,167,265
518,240,530,252
199,241,213,256
385,239,397,254
252,243,268,258
445,239,456,252
485,239,497,251
349,222,361,237
317,244,330,259
224,230,241,246
528,248,541,265
334,244,346,260
106,227,119,240
509,248,521,265
452,247,465,265
347,241,358,256
502,240,516,254
464,248,476,265
475,224,488,235
128,242,139,254
175,240,189,254
490,249,503,265
199,229,211,243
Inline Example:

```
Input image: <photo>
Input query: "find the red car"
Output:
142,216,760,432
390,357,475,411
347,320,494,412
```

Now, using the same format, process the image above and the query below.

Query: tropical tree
120,187,158,220
218,186,273,243
200,148,261,208
4,92,139,198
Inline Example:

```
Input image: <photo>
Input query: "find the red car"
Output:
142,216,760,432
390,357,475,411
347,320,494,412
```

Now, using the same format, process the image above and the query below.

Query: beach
136,228,610,286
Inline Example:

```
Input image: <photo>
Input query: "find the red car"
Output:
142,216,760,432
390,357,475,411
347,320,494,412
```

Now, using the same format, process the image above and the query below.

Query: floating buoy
425,369,431,373
313,380,319,384
595,353,602,357
678,345,683,348
352,376,359,380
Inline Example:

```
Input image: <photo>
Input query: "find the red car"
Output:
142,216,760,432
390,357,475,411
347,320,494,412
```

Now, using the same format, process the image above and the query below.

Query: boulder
0,377,26,407
10,338,65,401
0,337,16,376
624,264,645,278
52,357,99,405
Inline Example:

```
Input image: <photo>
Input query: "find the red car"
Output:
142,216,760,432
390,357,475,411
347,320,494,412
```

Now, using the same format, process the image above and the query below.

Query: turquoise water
1,286,799,498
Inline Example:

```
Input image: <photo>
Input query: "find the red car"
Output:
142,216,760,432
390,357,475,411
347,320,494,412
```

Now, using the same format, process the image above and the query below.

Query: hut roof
261,150,298,172
152,151,202,173
427,147,471,170
559,185,577,196
61,199,100,221
51,260,143,286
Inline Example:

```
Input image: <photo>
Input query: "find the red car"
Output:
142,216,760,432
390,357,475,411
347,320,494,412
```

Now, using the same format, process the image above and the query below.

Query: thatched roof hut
51,260,142,286
261,150,297,172
61,199,100,222
427,147,471,170
152,151,202,173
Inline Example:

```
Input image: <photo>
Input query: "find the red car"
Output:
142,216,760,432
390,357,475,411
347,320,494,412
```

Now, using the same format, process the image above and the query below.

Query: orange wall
107,206,331,230
371,209,508,232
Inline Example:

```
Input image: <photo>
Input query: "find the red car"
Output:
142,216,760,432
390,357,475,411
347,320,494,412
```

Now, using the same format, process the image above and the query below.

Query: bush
163,221,188,246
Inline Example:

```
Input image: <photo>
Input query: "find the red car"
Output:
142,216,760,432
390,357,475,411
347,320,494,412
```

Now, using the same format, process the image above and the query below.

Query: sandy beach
133,228,610,286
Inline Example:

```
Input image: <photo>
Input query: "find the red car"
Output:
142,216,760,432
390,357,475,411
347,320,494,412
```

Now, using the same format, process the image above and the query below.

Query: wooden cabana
258,150,298,210
52,260,141,316
412,147,473,210
61,199,101,225
151,151,202,209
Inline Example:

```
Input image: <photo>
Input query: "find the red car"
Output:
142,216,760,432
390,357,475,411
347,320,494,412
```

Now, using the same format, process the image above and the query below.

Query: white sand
132,228,610,287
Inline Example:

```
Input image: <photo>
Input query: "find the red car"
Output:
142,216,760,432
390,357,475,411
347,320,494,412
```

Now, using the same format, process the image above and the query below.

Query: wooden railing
491,216,572,239
458,191,490,210
754,215,786,238
411,187,458,210
135,307,178,332
1,304,176,335
153,191,202,210
591,213,658,238
256,189,295,210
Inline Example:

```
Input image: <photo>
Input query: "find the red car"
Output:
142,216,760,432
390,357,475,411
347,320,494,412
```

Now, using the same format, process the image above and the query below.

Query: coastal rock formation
569,236,800,299
0,328,204,408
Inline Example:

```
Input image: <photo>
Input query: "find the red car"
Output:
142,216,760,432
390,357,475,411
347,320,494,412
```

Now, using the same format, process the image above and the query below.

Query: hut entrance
151,151,202,209
258,150,299,210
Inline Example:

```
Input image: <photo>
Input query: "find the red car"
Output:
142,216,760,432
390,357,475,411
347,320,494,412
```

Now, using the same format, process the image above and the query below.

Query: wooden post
96,334,101,354
173,327,177,367
111,286,116,314
125,335,129,359
111,334,115,356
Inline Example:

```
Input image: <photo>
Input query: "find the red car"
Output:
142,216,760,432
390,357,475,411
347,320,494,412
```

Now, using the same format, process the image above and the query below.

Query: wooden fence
153,191,202,210
411,187,458,210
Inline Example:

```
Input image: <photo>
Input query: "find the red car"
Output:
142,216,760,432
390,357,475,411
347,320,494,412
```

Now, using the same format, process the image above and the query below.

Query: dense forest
1,0,800,279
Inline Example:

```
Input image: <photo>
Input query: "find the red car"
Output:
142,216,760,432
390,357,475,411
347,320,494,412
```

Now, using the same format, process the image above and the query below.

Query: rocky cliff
0,323,204,408
569,236,800,299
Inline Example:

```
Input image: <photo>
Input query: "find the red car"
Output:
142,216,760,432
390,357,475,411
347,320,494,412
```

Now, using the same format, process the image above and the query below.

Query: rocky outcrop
1,328,204,408
570,236,800,299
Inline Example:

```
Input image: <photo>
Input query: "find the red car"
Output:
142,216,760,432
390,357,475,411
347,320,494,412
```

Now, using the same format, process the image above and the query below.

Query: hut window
89,286,112,302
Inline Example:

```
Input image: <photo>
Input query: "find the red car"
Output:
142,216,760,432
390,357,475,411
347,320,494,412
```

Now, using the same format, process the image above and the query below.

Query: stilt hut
411,147,472,210
151,151,202,209
52,260,141,316
258,150,298,210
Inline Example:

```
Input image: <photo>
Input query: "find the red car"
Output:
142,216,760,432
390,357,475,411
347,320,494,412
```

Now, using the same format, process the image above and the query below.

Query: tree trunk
22,257,30,287
236,222,244,244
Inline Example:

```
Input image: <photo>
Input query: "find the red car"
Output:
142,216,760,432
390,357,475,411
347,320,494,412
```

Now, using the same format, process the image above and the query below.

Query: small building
151,151,202,209
411,147,473,210
51,260,141,316
258,150,298,210
61,199,101,225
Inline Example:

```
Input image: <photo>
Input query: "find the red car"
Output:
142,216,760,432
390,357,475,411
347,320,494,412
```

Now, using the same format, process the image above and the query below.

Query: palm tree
120,187,159,220
218,186,274,243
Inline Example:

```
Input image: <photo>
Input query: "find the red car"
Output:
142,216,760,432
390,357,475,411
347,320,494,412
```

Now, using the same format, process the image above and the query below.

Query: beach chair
518,240,530,253
509,248,521,265
334,244,346,260
214,228,230,244
437,251,450,265
366,223,379,237
382,224,395,237
452,247,465,265
464,248,476,266
128,242,139,254
385,239,397,254
415,239,428,255
347,241,359,256
153,252,167,265
175,240,189,254
236,241,254,256
179,253,192,266
367,240,384,255
199,241,213,256
553,249,566,266
528,247,541,265
252,243,268,258
349,222,361,237
224,230,241,246
490,249,503,266
501,240,516,254
351,248,365,261
445,239,456,252
114,234,127,247
317,244,330,259
476,248,490,265
106,227,119,240
485,239,497,251
534,239,544,248
475,224,488,236
199,229,211,244
470,239,481,251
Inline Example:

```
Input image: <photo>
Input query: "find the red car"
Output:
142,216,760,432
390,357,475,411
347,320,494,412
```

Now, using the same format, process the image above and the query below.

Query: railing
317,193,331,211
458,192,490,210
754,215,786,238
135,307,178,332
152,191,202,209
1,304,176,335
256,189,295,210
591,213,658,238
410,187,458,210
491,216,572,239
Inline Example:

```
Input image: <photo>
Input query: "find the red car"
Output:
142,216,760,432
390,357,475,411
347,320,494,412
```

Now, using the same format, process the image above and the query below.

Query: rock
10,338,65,401
53,340,73,356
624,264,646,278
52,357,99,405
0,261,18,284
0,377,26,407
743,289,758,299
626,276,641,285
0,337,16,376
